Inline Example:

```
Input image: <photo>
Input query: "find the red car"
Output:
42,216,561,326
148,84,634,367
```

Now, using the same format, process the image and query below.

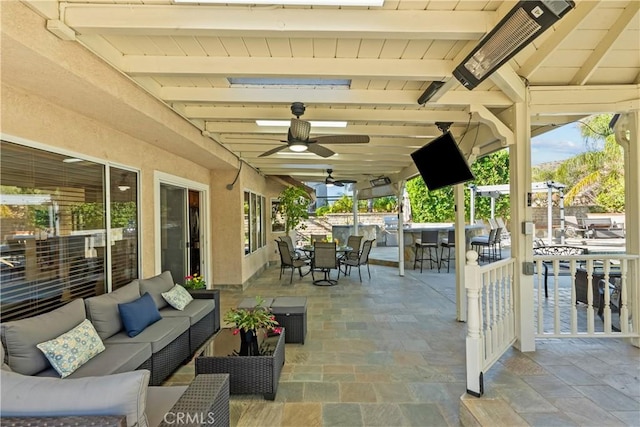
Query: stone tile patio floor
165,261,640,426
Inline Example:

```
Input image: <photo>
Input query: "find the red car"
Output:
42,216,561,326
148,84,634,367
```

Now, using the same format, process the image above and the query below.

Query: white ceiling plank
62,5,493,39
570,1,640,85
219,37,249,57
149,36,184,56
173,36,208,56
206,123,447,137
161,86,512,106
184,105,471,123
243,37,271,57
266,38,292,57
77,35,126,69
336,39,361,58
357,39,385,58
379,39,409,59
197,37,229,56
290,38,314,58
489,66,526,103
313,39,338,58
518,1,599,79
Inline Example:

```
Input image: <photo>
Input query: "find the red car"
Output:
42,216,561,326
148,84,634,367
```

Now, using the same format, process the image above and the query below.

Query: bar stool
439,229,455,273
414,230,439,273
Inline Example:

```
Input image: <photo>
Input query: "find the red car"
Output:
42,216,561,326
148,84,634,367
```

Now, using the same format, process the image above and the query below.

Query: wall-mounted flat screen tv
410,131,475,191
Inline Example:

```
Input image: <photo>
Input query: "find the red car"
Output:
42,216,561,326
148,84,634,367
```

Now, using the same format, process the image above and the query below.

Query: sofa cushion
162,284,194,311
35,342,152,379
139,271,175,310
85,280,140,340
0,369,150,427
160,299,215,326
1,343,11,372
118,293,162,338
105,317,190,353
36,319,105,378
0,298,86,376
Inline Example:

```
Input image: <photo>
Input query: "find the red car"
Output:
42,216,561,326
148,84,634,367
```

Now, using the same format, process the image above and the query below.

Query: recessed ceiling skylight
175,0,383,5
256,120,347,128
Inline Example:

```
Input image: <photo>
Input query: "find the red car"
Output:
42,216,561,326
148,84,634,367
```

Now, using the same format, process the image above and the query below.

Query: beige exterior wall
0,1,280,288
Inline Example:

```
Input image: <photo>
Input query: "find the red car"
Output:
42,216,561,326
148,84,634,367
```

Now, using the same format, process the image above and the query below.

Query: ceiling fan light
289,142,308,152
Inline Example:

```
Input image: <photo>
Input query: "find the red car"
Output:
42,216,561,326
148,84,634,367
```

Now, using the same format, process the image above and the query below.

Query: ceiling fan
258,102,370,158
325,169,357,187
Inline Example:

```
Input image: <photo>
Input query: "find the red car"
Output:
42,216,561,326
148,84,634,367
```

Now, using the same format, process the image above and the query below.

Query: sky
531,122,591,165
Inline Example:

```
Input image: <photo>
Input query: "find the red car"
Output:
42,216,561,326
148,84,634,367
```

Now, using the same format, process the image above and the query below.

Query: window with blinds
243,190,266,256
0,141,140,322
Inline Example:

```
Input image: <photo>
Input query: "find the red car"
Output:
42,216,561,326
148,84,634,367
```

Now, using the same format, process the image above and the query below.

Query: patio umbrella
402,190,412,223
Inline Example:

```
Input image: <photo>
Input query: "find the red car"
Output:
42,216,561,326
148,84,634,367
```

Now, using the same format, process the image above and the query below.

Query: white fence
465,250,639,397
464,252,517,397
533,254,639,338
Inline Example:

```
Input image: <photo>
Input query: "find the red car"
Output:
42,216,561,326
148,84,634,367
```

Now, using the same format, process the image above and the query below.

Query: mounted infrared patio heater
453,0,575,90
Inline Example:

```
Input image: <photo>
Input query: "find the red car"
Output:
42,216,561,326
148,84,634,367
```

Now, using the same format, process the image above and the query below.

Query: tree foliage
278,186,311,232
532,114,624,212
406,149,510,223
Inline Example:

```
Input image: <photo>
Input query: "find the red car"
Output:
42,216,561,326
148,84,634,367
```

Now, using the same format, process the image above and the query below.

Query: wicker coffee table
194,328,285,400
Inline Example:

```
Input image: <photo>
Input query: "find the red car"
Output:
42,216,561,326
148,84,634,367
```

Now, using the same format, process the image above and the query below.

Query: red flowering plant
183,273,205,290
223,296,282,336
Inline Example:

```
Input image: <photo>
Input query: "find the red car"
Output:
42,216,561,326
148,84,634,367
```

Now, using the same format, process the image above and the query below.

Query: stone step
460,394,528,427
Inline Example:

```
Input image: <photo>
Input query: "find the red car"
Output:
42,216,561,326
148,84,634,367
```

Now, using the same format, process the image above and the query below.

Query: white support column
616,111,640,347
397,182,405,277
470,186,476,224
547,185,553,245
511,98,535,352
465,250,483,396
455,183,467,321
352,187,359,236
559,189,565,245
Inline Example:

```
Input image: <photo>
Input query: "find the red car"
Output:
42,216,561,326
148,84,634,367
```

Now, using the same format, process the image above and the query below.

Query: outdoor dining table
297,245,353,277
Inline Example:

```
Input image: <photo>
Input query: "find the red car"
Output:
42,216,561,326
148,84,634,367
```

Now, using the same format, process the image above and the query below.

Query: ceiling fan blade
334,181,345,187
258,145,287,157
307,144,335,158
314,135,370,144
336,179,357,184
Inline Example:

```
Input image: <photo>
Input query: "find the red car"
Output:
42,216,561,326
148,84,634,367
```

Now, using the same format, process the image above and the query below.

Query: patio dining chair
311,241,340,286
279,235,309,261
276,240,309,284
310,234,327,244
471,228,498,262
340,239,374,281
343,235,364,262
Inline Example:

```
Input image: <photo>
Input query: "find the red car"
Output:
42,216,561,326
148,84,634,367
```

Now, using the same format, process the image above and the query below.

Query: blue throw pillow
118,293,161,337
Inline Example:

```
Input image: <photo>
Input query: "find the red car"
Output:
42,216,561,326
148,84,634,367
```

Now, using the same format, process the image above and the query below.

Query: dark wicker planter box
194,328,285,400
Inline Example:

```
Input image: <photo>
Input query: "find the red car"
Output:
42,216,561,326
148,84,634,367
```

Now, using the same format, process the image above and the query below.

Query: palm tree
558,114,624,212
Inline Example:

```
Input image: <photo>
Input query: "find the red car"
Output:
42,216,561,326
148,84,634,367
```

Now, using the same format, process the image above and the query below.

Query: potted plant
183,273,206,290
277,185,311,234
223,296,281,356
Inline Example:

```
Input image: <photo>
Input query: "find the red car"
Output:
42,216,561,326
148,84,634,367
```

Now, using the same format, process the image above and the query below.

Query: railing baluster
570,259,578,334
553,259,561,333
602,261,612,333
586,259,595,334
619,260,628,333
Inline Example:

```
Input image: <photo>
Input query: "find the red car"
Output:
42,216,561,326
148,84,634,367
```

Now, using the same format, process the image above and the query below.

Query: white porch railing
464,251,517,397
533,254,639,338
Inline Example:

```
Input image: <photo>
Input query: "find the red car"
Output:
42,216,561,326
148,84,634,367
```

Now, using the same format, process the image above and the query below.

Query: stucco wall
1,1,273,288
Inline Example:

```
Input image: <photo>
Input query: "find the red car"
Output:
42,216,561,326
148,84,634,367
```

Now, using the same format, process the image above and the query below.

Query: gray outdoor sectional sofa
0,271,220,386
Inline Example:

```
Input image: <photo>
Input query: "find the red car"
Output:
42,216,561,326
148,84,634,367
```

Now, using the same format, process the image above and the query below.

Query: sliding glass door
160,183,188,284
157,175,208,286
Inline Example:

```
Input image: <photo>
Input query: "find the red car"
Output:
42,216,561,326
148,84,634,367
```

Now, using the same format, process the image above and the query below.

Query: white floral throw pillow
162,284,194,311
36,319,105,378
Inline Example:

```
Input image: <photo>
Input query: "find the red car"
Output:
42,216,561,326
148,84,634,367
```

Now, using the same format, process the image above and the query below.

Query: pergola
470,181,567,245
